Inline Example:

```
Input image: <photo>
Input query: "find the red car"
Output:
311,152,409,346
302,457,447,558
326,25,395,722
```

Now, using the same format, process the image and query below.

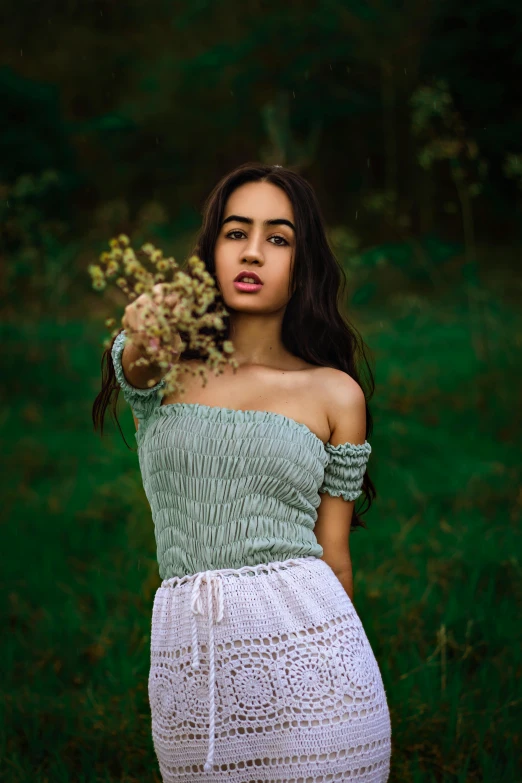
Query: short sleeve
111,330,166,422
318,440,372,502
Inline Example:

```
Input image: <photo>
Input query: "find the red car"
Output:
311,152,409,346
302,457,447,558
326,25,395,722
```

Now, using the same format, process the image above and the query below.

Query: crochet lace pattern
149,557,391,780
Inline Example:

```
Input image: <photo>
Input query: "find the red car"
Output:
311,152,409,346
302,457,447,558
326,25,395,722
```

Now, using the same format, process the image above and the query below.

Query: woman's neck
227,310,288,367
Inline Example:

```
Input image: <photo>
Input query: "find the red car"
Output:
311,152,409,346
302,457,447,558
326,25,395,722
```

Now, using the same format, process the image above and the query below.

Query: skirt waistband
159,555,320,590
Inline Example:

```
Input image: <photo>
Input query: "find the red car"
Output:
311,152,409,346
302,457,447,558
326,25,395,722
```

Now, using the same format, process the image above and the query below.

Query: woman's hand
121,283,181,358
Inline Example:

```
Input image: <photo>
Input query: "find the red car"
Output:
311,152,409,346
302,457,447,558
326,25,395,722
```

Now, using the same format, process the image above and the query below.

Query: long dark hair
93,161,376,529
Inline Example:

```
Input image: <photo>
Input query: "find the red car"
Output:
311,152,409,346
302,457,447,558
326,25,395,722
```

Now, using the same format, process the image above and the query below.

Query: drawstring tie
161,557,317,773
190,570,225,773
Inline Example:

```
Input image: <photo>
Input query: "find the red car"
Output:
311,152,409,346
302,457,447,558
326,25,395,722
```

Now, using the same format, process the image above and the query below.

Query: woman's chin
223,292,267,311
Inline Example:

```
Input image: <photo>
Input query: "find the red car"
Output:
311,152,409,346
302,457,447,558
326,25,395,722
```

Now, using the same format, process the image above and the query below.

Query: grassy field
1,279,520,781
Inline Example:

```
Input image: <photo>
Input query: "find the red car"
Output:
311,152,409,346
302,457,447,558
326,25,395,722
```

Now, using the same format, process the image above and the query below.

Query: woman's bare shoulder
312,366,365,403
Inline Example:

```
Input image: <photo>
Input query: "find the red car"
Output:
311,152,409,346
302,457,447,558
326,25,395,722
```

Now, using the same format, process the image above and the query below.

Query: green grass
1,286,520,782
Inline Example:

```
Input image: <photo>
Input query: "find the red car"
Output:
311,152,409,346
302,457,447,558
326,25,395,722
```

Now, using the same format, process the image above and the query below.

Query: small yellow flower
88,264,104,278
94,236,236,399
123,263,137,277
106,261,119,277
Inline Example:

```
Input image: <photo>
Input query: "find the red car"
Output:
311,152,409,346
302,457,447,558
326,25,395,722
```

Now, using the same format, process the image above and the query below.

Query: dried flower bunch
89,234,238,398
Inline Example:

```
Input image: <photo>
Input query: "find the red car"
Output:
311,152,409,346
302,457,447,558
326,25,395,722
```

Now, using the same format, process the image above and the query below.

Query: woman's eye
226,230,288,246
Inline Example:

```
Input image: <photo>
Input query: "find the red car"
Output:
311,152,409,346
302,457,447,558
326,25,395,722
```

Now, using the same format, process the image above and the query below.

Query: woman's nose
242,237,265,264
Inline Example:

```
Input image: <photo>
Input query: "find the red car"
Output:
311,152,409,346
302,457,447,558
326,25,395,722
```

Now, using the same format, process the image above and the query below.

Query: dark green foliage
2,265,521,780
0,68,77,186
1,0,522,234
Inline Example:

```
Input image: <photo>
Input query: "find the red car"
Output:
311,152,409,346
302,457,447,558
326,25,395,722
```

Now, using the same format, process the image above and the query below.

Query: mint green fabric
111,330,372,578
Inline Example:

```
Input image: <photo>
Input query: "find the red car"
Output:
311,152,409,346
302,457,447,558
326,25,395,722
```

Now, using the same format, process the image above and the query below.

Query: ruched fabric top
111,330,372,579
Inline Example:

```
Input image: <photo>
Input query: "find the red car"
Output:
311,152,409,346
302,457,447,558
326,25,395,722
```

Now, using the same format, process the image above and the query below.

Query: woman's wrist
122,338,165,389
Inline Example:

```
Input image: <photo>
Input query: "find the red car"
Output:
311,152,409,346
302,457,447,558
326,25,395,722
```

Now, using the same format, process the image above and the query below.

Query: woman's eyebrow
222,214,295,232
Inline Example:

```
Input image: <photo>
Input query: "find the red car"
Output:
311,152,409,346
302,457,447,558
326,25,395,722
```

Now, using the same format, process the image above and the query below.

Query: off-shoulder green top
111,330,372,579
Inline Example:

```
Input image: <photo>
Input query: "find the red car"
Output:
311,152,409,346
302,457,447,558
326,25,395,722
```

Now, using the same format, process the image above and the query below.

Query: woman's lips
233,280,263,292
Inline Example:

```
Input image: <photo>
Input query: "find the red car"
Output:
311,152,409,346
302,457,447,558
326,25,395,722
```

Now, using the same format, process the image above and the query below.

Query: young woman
93,162,392,781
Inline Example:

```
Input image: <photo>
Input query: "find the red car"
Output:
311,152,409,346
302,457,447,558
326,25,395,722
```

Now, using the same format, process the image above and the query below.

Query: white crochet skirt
148,556,392,782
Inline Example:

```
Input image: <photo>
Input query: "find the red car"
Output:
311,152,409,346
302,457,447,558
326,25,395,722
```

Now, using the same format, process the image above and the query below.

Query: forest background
1,0,521,781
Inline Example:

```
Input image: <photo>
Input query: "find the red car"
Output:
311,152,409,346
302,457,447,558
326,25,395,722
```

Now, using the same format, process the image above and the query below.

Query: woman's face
214,181,296,314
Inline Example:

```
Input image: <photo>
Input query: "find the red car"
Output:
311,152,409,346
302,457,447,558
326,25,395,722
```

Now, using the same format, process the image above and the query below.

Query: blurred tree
0,0,521,246
259,89,322,170
0,67,78,195
410,79,491,362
